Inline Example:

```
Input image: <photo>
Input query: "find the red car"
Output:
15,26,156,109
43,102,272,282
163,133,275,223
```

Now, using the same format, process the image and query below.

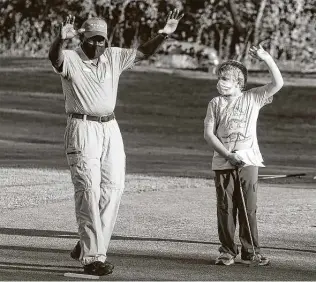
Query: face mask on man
82,41,106,60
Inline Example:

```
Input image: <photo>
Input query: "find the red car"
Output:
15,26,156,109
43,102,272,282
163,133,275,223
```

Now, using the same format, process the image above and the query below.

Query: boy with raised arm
204,45,283,266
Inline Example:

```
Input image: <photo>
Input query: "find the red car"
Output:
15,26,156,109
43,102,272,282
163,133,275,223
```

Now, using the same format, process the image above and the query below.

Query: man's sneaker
215,252,235,266
83,261,114,276
241,254,270,266
70,240,81,261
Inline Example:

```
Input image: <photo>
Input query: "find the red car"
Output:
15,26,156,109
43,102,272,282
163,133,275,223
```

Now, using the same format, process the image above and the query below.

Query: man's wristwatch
158,30,169,39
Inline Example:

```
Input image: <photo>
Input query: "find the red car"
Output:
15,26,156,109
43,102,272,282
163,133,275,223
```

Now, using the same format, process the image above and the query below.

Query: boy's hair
216,60,248,90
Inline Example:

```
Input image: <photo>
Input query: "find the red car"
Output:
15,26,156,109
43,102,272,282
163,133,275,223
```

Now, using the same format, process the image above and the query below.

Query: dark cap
80,17,108,39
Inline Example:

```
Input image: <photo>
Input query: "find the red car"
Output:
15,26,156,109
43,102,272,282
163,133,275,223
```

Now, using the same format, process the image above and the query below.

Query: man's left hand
159,9,184,35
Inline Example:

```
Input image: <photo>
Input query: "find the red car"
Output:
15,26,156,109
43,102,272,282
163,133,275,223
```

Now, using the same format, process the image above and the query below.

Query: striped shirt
54,46,137,116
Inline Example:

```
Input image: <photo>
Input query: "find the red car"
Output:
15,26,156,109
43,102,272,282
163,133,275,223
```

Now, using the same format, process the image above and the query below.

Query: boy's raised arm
249,44,284,98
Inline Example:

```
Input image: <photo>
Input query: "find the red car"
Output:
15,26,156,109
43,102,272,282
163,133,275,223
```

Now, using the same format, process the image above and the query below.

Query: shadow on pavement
0,249,315,281
0,244,214,266
0,227,315,254
0,227,78,239
0,261,81,273
0,245,69,254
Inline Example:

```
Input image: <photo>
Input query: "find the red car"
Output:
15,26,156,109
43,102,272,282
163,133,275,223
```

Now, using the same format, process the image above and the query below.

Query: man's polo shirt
55,46,137,116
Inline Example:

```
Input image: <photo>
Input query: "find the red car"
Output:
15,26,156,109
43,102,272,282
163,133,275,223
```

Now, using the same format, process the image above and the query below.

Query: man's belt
70,113,115,123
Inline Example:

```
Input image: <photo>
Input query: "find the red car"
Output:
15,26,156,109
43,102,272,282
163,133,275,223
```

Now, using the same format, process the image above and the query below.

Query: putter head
248,254,261,267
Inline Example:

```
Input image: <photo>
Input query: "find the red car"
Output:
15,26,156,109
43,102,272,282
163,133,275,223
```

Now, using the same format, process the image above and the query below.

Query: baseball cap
216,60,248,88
80,17,108,39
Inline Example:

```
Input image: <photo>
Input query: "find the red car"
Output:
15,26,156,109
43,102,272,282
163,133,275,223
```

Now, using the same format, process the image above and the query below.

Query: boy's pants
214,166,260,258
64,116,125,265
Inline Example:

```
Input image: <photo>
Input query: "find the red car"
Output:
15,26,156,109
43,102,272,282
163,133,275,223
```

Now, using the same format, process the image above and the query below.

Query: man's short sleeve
52,50,73,79
107,47,137,73
246,85,273,108
204,99,217,130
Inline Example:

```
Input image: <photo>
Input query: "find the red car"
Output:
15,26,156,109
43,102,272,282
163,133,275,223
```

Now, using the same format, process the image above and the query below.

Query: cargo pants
65,116,125,265
214,166,261,259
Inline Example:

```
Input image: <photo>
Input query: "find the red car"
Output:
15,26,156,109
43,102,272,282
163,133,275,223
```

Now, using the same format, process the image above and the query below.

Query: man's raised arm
135,9,183,62
49,15,78,72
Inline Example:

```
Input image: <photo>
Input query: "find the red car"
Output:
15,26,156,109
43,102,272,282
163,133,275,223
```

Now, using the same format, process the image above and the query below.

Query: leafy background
0,0,315,70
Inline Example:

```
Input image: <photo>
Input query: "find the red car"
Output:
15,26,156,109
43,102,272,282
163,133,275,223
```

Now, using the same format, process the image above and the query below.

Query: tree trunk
216,25,224,60
227,0,244,35
253,0,267,46
227,0,245,58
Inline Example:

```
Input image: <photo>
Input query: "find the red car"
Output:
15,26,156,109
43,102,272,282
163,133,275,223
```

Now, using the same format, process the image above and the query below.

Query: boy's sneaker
83,261,114,276
241,254,270,266
70,240,81,261
215,252,235,266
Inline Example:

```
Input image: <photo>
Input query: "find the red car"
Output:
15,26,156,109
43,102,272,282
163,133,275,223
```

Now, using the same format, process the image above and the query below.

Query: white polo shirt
204,85,273,170
55,46,137,116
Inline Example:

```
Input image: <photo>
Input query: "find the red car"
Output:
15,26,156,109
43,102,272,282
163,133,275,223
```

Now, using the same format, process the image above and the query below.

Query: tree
0,0,314,68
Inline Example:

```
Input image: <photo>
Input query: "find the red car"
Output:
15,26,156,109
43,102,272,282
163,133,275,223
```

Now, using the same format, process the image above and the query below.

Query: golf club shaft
237,168,256,255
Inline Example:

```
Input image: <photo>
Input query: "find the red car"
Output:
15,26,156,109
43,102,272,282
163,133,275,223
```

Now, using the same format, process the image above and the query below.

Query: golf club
236,167,261,267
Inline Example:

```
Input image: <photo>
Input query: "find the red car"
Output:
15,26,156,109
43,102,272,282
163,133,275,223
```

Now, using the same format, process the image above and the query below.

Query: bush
158,39,219,67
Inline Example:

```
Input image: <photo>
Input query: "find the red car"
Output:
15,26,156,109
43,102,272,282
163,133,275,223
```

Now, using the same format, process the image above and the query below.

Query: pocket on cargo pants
66,151,92,191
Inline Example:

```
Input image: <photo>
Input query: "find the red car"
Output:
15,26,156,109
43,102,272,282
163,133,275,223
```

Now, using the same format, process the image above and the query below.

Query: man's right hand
60,15,79,40
227,153,244,167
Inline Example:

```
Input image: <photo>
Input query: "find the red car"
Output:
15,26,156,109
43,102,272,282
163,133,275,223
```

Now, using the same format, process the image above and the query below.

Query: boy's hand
249,44,272,62
227,153,245,167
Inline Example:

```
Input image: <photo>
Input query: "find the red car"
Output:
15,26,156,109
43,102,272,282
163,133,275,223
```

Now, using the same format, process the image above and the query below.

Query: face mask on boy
217,79,239,95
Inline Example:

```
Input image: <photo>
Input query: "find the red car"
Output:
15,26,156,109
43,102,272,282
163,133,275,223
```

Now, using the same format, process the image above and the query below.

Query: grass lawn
0,57,315,181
